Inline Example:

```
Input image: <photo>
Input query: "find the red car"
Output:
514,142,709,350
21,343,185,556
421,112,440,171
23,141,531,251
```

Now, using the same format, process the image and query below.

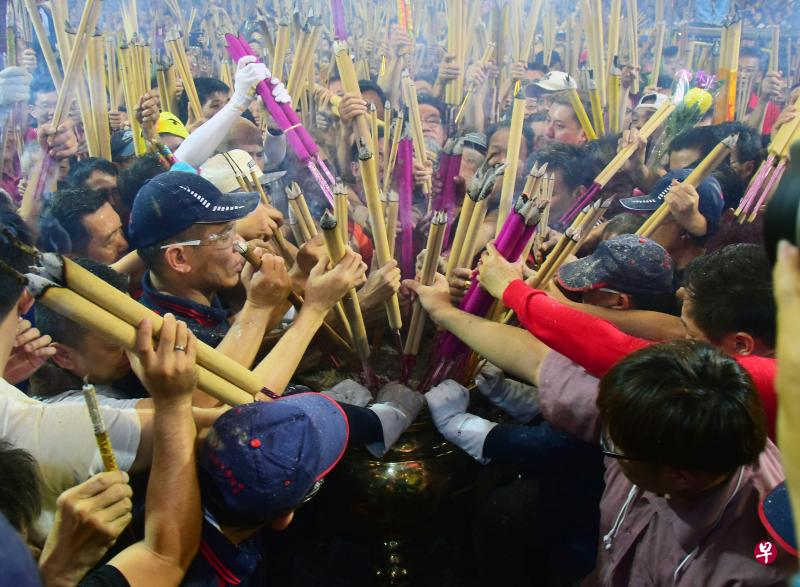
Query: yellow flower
683,88,714,116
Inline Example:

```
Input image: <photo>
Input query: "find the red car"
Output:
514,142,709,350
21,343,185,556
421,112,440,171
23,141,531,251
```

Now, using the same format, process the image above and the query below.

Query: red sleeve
735,355,777,439
502,280,649,378
502,280,777,439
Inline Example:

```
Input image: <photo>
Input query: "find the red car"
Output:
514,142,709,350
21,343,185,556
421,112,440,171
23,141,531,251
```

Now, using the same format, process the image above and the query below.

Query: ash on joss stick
83,379,118,471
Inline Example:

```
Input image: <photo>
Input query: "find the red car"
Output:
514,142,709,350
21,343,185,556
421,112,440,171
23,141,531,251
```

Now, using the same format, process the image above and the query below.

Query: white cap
534,71,577,92
201,150,285,193
635,92,668,111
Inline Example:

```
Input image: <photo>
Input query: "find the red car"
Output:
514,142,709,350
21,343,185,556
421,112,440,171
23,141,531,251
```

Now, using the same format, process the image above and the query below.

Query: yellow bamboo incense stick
495,93,526,234
334,182,349,248
401,71,431,196
607,0,622,76
568,87,597,140
320,212,371,362
383,112,404,194
82,380,118,471
22,0,63,88
638,134,738,238
385,190,400,258
357,139,404,330
404,211,447,355
651,22,667,87
522,0,543,64
626,0,639,94
446,190,477,278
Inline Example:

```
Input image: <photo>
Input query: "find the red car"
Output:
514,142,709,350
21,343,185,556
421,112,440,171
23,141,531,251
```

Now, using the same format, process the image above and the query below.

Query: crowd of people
1,0,800,585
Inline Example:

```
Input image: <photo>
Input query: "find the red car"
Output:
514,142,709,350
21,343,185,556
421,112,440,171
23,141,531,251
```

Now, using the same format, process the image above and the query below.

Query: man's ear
18,290,35,315
51,343,78,371
163,247,193,274
723,332,756,356
612,293,632,310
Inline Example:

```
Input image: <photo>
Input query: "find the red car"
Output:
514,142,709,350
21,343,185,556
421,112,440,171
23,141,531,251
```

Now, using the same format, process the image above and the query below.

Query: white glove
366,382,424,458
269,79,292,104
0,67,32,107
323,379,372,407
427,380,496,464
230,56,270,112
476,363,540,424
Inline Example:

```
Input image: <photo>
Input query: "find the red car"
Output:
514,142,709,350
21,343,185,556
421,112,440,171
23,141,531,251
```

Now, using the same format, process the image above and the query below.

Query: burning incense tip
320,210,339,231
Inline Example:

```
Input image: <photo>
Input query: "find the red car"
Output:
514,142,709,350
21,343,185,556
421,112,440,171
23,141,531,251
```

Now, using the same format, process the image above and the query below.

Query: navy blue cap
557,234,674,296
619,169,725,234
759,481,798,557
0,513,42,586
128,171,259,249
110,130,135,160
199,393,349,525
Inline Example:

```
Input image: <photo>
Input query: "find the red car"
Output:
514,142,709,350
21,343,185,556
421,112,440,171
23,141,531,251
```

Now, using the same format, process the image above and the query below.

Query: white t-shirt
0,378,141,543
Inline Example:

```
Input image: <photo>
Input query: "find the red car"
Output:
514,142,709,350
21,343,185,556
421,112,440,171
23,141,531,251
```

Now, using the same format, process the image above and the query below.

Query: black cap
128,171,259,249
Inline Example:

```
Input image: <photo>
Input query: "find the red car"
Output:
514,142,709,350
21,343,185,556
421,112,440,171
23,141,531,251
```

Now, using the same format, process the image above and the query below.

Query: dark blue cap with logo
759,481,798,558
619,169,725,236
199,393,349,526
557,234,675,296
128,171,259,249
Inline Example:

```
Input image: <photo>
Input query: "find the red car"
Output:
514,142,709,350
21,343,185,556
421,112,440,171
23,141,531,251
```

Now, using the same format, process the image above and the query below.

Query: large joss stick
650,22,667,86
401,71,432,196
166,35,202,122
521,0,543,64
445,163,504,278
404,211,447,356
532,198,611,289
320,212,373,371
333,181,349,249
82,380,118,471
24,274,253,406
330,0,347,40
637,135,739,238
357,138,404,331
736,93,800,219
424,199,543,389
496,92,526,234
226,35,335,204
22,0,63,89
33,253,266,399
560,99,675,225
625,0,639,94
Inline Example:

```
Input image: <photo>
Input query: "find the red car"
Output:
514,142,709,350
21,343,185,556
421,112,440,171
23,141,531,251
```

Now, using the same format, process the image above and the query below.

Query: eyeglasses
600,427,650,462
299,478,325,506
161,224,237,250
422,116,443,126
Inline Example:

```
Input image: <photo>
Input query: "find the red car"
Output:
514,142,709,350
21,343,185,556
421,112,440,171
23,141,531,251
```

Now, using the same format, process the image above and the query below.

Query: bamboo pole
651,22,666,88
22,0,62,89
625,0,639,94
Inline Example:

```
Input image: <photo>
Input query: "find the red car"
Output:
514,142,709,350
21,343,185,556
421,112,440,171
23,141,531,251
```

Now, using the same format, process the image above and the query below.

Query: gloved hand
269,78,292,104
476,363,540,423
0,66,32,107
427,380,496,464
231,56,270,112
367,382,424,458
323,379,372,407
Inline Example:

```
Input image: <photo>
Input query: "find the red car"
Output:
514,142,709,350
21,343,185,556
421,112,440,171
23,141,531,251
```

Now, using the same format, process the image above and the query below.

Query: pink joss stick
330,0,348,40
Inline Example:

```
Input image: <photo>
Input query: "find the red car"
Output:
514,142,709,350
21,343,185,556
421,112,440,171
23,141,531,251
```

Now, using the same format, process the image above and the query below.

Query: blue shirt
137,273,233,347
181,517,266,587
